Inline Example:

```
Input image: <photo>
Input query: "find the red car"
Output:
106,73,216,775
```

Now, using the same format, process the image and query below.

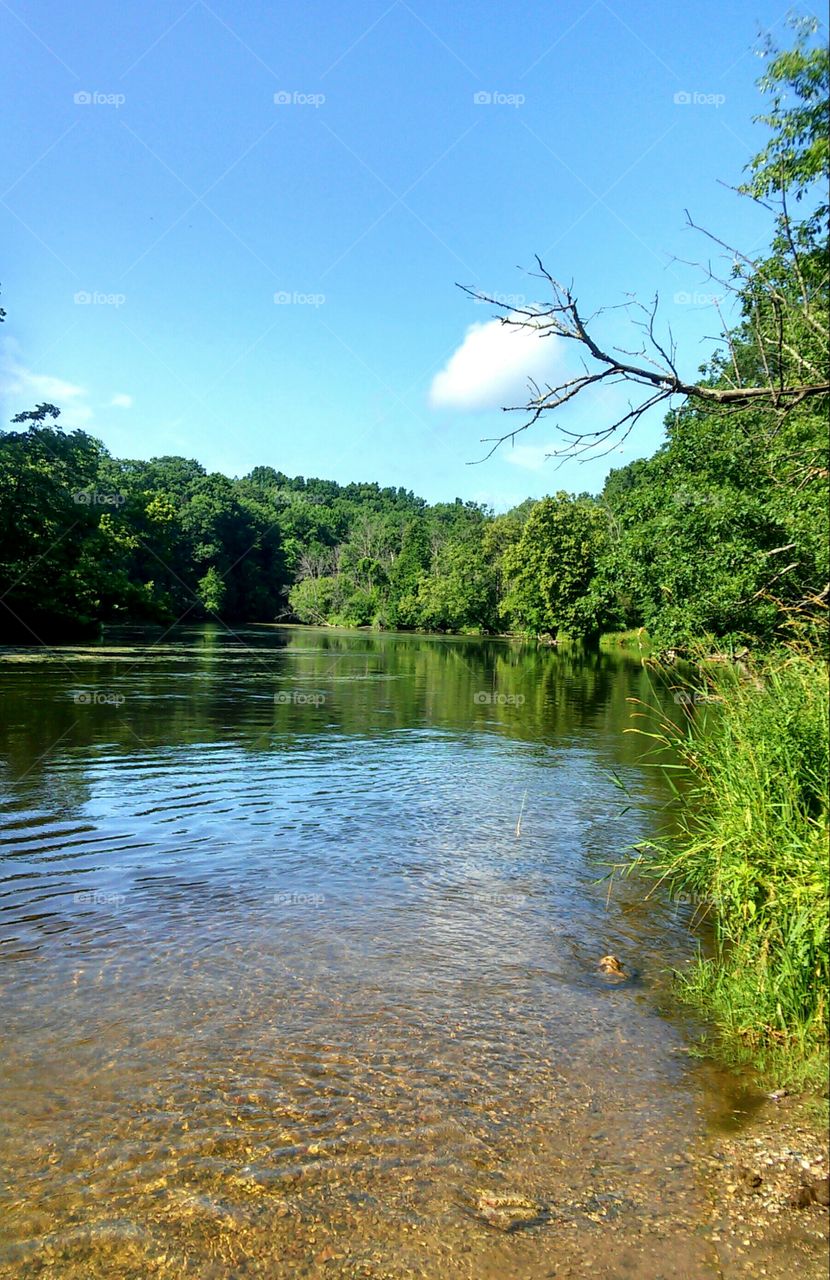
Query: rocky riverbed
693,1092,829,1278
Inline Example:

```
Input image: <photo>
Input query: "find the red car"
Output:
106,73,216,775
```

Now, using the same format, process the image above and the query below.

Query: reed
627,648,829,1087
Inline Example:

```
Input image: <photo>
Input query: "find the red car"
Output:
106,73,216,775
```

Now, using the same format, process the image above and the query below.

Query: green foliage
389,519,431,600
284,497,501,633
412,535,498,633
288,576,339,625
0,415,507,637
627,653,829,1084
598,362,828,653
0,422,289,635
0,406,109,636
743,18,829,210
595,24,829,654
196,566,226,614
499,493,610,638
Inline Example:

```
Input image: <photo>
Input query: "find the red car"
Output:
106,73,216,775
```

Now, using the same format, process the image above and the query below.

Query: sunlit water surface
0,626,755,1278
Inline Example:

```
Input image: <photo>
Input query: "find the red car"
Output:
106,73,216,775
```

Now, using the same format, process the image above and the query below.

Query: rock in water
790,1177,830,1208
475,1190,546,1232
790,1183,816,1209
598,954,627,980
737,1165,763,1192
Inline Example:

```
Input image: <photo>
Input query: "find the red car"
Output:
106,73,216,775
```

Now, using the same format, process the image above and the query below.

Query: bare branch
460,228,829,464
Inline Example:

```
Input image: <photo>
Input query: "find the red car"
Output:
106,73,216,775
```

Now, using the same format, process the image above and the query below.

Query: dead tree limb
460,232,829,464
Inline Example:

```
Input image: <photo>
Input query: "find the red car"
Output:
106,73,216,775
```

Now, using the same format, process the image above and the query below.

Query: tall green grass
629,649,829,1087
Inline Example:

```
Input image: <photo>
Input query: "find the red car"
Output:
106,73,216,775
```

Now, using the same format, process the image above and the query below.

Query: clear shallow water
0,626,751,1278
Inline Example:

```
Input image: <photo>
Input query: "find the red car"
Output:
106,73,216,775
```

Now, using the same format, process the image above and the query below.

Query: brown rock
737,1165,763,1192
475,1190,546,1232
811,1176,829,1207
789,1183,816,1209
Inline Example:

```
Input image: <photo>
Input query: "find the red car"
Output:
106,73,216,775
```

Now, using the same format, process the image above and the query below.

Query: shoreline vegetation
1,26,827,1096
623,645,829,1092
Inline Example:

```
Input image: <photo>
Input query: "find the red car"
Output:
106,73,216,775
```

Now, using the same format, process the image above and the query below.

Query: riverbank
628,646,829,1093
695,1090,829,1277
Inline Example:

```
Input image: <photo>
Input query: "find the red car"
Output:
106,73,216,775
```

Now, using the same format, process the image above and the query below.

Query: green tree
412,537,498,633
500,493,609,639
196,566,226,615
0,406,110,637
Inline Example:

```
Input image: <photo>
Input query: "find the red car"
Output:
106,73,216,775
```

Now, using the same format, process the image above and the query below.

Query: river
0,625,760,1278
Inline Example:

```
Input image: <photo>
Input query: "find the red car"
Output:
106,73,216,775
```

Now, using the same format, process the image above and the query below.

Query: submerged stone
474,1190,546,1232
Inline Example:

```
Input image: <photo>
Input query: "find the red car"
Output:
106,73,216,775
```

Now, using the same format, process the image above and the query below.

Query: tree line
0,369,824,652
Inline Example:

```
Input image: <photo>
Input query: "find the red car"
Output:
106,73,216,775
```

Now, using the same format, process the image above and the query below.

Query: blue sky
0,0,812,509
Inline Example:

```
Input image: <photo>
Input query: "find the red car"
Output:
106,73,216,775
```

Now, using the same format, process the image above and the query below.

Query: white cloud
429,318,562,412
5,366,87,404
0,347,93,427
0,343,135,429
